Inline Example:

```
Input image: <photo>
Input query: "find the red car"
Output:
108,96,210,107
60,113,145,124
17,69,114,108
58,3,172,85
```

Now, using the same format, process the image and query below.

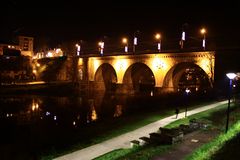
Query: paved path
54,100,227,160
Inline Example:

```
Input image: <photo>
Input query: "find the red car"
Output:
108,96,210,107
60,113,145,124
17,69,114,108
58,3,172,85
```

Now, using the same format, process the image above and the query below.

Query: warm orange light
155,33,161,40
122,38,128,44
200,28,206,35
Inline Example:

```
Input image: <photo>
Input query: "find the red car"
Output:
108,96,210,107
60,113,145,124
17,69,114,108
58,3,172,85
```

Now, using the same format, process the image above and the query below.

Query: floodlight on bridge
200,28,207,50
98,41,104,56
155,33,161,52
76,44,81,56
122,38,128,53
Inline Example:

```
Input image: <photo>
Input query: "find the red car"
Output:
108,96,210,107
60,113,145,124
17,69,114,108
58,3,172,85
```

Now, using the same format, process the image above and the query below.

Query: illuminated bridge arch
94,63,117,91
122,62,155,93
163,62,211,92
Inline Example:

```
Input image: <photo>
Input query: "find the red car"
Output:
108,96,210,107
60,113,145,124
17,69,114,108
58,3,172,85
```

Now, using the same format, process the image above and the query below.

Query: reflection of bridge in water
34,51,215,94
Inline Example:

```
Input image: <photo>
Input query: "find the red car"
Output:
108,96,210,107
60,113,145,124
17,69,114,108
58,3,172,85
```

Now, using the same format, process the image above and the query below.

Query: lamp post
122,38,128,53
75,44,81,56
179,27,186,50
185,88,190,117
225,73,237,133
133,30,139,53
98,41,104,56
155,33,161,52
200,28,206,50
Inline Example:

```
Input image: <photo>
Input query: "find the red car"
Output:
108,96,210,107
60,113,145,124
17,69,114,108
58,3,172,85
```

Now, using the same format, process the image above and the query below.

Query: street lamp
225,72,237,133
133,30,139,53
200,28,206,50
185,88,190,117
155,33,161,52
75,44,81,56
179,30,185,49
122,38,128,53
98,41,104,56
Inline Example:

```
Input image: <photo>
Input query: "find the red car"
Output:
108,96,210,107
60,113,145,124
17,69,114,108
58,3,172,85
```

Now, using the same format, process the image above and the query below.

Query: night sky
1,0,240,48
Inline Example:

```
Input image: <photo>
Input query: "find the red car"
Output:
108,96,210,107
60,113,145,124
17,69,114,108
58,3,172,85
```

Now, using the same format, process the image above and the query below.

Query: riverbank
96,100,239,160
54,101,227,160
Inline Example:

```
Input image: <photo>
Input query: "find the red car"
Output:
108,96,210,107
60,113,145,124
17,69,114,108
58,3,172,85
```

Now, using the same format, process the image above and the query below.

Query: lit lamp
76,44,81,56
200,28,206,50
98,41,104,56
155,33,161,52
122,38,128,53
180,30,185,49
185,88,190,117
133,31,139,53
225,73,237,133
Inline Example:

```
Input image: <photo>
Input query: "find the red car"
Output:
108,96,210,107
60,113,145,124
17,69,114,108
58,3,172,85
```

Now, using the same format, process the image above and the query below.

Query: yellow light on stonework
78,58,83,65
200,58,210,72
115,59,128,71
152,57,165,70
93,59,100,72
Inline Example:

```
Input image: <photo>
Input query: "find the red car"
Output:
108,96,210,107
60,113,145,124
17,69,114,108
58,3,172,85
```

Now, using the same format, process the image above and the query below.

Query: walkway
54,100,227,160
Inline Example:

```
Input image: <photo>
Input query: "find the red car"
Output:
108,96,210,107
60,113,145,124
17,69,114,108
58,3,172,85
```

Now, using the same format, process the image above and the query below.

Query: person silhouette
175,108,179,119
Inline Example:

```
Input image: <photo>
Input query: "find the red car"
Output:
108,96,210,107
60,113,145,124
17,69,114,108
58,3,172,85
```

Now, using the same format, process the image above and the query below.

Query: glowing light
155,33,161,40
152,58,165,70
226,73,237,80
56,48,61,53
46,52,53,57
54,116,57,121
46,111,50,116
185,88,190,94
91,106,98,121
33,69,37,74
76,44,81,56
134,37,137,45
200,28,206,35
73,121,76,126
182,31,185,41
31,101,39,111
36,63,40,67
124,46,128,53
98,41,104,55
151,91,154,96
122,38,128,44
115,59,128,71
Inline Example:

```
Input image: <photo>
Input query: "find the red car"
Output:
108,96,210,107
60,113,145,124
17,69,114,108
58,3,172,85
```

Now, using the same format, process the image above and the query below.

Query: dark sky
1,0,240,47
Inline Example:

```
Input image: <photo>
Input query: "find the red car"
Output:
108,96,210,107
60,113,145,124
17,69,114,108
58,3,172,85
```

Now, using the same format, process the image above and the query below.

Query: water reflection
0,92,127,128
114,105,123,117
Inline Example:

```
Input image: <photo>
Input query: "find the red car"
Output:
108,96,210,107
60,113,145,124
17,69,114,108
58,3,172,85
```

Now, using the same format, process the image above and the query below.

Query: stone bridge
34,51,215,94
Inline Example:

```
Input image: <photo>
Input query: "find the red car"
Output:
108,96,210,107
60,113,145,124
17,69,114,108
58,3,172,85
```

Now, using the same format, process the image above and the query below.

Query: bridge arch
94,63,117,91
122,62,155,93
163,62,211,93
